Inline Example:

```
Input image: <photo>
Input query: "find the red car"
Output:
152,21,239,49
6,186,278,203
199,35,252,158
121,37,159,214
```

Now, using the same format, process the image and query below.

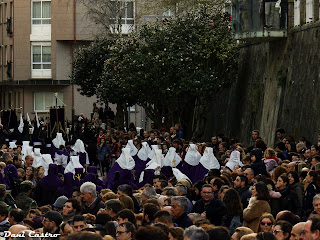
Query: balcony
231,0,288,41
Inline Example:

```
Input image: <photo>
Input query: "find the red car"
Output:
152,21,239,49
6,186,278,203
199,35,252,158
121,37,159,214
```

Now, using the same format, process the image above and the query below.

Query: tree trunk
115,103,124,128
192,99,210,141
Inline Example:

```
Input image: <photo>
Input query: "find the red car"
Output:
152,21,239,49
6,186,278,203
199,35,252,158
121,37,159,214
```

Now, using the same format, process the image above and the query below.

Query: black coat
238,185,252,209
250,160,268,176
270,187,302,217
173,212,193,229
192,198,227,225
82,197,105,215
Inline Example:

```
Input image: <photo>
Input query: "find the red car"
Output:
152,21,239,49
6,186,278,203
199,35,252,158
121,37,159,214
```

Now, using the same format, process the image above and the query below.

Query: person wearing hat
15,180,37,215
53,195,68,213
43,210,63,236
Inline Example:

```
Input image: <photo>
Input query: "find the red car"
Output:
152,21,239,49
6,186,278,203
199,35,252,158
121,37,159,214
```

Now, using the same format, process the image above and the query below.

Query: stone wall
203,22,320,147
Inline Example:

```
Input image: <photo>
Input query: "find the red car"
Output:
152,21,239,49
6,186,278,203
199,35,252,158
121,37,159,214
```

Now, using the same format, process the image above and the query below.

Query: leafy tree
102,6,238,130
72,5,238,135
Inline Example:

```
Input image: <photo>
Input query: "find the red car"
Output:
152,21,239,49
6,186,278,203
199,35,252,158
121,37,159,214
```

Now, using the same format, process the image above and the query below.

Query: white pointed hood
184,144,201,166
146,149,164,169
137,142,151,161
52,133,66,148
116,147,135,170
225,150,243,171
40,154,53,176
172,168,190,181
199,147,220,170
64,156,84,175
72,139,86,153
163,147,181,167
147,145,159,159
32,148,42,168
18,113,24,133
55,152,68,168
22,141,32,160
9,142,17,149
35,111,40,128
125,140,138,156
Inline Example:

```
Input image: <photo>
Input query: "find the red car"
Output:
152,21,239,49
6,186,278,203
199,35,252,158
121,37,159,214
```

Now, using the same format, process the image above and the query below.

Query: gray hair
176,184,187,195
143,186,157,199
184,225,209,240
171,196,189,212
163,187,178,196
313,194,320,204
245,168,254,175
80,182,97,197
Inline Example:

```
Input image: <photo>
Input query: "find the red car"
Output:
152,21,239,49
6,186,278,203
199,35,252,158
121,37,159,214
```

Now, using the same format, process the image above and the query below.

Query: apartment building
0,0,145,128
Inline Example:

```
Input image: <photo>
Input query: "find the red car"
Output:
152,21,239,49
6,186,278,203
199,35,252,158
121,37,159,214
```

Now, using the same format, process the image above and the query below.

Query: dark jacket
270,186,302,217
237,185,252,209
97,144,110,161
250,160,268,176
192,198,227,225
82,197,105,215
304,182,319,213
290,182,304,207
174,212,193,229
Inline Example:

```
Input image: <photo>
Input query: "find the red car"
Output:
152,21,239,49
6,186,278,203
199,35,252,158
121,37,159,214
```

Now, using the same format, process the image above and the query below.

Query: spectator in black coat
80,182,105,216
171,196,193,229
271,175,302,217
250,149,268,176
234,175,252,209
192,184,227,226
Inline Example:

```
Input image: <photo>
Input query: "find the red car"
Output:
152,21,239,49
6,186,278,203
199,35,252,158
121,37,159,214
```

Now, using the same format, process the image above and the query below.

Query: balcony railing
6,17,12,36
231,0,288,40
6,61,12,79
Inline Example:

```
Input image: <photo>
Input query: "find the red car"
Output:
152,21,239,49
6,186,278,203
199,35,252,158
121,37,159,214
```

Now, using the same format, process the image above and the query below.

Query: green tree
72,5,238,136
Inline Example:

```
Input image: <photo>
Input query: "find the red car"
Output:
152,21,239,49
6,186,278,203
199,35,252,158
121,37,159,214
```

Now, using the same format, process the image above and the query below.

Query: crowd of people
0,109,320,240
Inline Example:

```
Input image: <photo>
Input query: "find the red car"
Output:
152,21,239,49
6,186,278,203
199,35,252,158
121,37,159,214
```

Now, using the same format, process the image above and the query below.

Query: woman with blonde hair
257,213,275,233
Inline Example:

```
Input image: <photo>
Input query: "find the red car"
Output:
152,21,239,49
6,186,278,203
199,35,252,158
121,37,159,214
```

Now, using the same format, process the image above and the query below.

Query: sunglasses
260,221,272,226
273,230,284,235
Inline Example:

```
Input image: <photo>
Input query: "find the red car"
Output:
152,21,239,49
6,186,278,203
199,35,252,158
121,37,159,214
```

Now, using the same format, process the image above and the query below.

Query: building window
34,92,64,112
110,0,134,25
32,43,51,70
32,0,51,24
129,105,136,112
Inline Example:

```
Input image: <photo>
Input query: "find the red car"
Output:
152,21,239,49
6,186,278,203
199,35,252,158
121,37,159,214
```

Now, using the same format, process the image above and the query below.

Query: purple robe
133,155,150,181
107,162,122,189
77,152,87,166
193,163,209,183
81,173,103,192
133,156,148,184
39,164,63,191
4,164,18,189
74,168,84,187
56,149,68,157
161,166,173,180
138,169,155,188
181,162,199,183
111,169,137,192
87,166,98,175
50,145,59,159
57,172,74,198
57,165,65,174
